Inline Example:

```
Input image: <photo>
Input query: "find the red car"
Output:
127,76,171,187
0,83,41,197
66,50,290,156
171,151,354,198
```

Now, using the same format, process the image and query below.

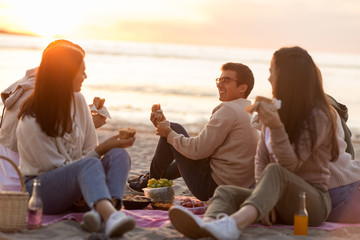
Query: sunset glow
0,0,359,54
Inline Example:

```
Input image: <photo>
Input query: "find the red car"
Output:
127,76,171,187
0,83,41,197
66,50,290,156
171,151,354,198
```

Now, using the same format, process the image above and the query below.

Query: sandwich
245,96,275,113
151,104,166,123
118,127,136,139
93,97,105,109
151,104,163,113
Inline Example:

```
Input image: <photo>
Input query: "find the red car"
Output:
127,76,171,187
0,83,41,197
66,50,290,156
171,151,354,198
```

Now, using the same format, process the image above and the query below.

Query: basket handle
0,155,26,193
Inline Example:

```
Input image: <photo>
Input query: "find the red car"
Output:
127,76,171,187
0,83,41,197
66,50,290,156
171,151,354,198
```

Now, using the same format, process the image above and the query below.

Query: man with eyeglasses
128,62,259,201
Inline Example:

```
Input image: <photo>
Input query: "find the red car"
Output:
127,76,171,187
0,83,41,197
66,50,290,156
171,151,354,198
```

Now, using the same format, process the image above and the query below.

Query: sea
0,33,359,135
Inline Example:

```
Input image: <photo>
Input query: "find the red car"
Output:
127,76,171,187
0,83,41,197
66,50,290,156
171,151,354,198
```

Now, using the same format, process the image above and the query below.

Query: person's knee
170,122,188,136
107,148,129,160
264,163,283,174
213,185,235,199
105,148,131,168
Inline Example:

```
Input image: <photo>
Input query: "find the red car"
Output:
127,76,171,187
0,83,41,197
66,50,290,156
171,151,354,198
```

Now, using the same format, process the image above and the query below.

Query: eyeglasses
215,77,238,85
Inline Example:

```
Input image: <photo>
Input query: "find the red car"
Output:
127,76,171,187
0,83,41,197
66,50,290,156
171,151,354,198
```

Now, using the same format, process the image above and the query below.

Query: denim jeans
149,122,218,201
327,180,360,223
25,148,131,214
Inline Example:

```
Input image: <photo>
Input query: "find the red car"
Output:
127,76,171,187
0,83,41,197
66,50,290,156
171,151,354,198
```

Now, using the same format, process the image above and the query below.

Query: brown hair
18,45,84,137
273,46,338,161
221,62,254,98
42,39,85,58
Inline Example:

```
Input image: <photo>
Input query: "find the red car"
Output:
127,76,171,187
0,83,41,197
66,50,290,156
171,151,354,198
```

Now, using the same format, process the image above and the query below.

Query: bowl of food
123,194,152,210
143,178,175,210
174,198,208,215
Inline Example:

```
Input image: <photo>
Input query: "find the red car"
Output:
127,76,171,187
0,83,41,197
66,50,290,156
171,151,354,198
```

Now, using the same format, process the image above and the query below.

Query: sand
1,122,360,240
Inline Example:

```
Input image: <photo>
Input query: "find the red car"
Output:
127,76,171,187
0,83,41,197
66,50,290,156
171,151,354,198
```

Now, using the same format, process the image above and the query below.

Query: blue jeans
25,148,131,214
327,180,360,223
149,122,218,201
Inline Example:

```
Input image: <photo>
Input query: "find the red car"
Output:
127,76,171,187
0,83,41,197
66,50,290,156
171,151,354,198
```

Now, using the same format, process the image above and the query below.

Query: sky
0,0,359,54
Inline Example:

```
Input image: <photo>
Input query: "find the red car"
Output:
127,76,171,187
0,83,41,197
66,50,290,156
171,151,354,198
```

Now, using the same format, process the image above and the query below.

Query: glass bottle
294,191,308,236
27,179,43,230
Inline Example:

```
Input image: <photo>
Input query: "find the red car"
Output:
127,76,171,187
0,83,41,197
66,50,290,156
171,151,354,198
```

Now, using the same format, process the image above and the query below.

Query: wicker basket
0,155,29,232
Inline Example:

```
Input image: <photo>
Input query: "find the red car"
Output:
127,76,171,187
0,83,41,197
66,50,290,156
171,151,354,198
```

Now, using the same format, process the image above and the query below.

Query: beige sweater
0,68,36,152
255,108,334,190
167,98,259,188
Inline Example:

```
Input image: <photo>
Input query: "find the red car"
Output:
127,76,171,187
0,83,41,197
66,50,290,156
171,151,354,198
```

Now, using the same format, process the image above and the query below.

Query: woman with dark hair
17,45,136,238
169,46,339,239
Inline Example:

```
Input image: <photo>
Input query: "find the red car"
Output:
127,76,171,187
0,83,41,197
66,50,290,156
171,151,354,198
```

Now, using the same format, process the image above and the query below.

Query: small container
143,186,175,203
123,197,152,210
143,186,175,210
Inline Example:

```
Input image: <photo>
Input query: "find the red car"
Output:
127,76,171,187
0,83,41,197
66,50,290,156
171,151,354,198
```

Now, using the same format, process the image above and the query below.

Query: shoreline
98,119,360,158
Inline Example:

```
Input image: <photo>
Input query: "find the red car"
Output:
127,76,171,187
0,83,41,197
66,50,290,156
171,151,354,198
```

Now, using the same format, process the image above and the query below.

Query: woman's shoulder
73,92,87,104
312,107,333,123
17,115,40,135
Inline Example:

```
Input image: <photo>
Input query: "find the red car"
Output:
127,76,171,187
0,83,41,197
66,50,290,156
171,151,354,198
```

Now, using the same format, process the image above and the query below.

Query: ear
238,84,248,93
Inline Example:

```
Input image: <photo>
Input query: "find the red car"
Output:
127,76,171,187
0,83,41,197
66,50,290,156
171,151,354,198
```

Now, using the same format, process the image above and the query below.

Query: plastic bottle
27,179,43,230
294,191,308,236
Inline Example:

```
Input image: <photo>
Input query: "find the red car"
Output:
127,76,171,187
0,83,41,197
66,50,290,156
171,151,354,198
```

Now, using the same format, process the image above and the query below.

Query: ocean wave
1,34,360,70
86,84,217,98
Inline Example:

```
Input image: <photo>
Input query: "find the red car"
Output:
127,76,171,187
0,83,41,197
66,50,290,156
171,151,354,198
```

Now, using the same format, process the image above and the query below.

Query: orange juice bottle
294,192,308,236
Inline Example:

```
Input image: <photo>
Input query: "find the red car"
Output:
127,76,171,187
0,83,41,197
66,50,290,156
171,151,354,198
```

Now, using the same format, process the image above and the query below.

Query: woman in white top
17,45,135,238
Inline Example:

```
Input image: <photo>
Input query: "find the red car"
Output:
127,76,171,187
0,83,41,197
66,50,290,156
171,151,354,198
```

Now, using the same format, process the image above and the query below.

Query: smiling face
72,60,87,92
217,69,246,102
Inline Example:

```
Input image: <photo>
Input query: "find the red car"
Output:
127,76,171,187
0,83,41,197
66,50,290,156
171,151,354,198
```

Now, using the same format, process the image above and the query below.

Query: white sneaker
105,211,136,238
81,209,102,232
202,213,241,240
169,205,208,239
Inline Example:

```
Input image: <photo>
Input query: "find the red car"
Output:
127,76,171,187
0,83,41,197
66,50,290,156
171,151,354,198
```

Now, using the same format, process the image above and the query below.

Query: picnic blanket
42,196,360,231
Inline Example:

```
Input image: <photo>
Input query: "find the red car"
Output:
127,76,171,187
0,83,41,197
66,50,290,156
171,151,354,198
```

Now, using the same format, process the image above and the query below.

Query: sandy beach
1,121,360,240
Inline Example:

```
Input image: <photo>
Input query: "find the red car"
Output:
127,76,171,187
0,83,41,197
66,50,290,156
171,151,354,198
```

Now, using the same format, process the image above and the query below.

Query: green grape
148,178,157,184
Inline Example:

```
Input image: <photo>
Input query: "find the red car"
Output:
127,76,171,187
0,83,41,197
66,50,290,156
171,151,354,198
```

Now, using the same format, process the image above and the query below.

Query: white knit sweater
16,92,99,176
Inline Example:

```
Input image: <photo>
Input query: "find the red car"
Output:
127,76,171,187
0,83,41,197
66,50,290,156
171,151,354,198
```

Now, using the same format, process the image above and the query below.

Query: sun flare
3,1,85,37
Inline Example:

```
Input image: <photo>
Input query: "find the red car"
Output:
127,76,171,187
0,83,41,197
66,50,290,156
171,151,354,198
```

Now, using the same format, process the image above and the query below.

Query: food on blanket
245,96,273,113
147,178,174,188
93,97,105,109
118,127,136,139
180,198,205,208
144,184,175,207
123,194,150,202
151,202,173,210
123,194,151,210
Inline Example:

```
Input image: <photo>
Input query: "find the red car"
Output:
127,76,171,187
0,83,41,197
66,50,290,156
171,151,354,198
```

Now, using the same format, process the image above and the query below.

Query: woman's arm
258,102,332,172
254,127,270,183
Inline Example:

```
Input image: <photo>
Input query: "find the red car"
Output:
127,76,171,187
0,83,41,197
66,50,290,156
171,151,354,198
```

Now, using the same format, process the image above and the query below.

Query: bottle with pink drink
27,179,43,230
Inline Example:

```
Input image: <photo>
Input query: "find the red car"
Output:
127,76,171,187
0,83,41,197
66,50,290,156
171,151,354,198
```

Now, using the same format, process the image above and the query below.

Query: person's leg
242,163,331,226
25,158,112,214
100,148,131,208
169,123,218,200
149,122,188,180
327,180,360,223
148,122,217,200
204,185,252,219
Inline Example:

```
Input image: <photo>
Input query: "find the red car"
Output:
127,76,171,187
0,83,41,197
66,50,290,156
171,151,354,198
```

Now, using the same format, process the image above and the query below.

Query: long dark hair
273,46,338,161
18,46,84,137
